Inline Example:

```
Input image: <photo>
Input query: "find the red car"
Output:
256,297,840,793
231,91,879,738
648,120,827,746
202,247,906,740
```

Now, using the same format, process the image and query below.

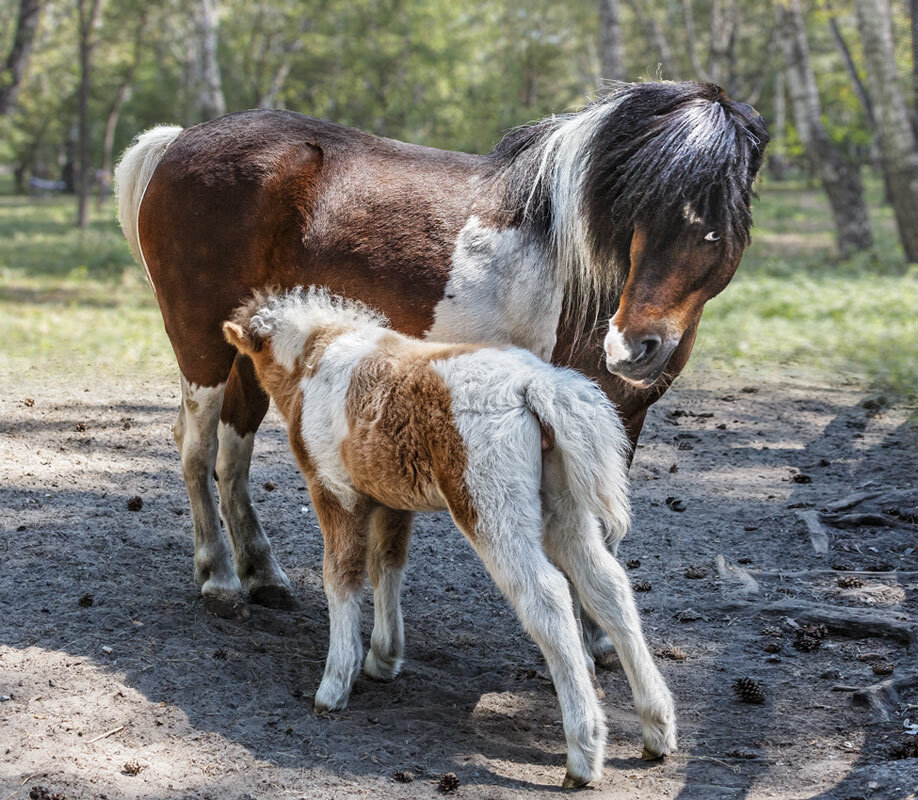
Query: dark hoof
249,584,300,610
562,772,591,789
204,594,250,620
641,746,665,762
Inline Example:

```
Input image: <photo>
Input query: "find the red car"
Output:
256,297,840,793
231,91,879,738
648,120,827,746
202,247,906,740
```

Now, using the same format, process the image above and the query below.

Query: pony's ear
223,321,257,354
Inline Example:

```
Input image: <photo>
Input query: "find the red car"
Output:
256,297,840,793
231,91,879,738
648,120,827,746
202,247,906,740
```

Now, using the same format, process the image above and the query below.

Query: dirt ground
1,372,916,800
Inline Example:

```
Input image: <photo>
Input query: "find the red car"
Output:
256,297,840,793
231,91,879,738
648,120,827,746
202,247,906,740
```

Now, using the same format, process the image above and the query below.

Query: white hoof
363,648,403,681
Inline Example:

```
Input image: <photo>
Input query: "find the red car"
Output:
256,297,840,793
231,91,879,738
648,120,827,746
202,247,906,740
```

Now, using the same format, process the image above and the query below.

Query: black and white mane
488,81,769,306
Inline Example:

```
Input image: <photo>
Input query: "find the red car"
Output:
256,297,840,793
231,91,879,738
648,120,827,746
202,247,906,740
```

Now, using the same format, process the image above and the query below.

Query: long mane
488,81,769,320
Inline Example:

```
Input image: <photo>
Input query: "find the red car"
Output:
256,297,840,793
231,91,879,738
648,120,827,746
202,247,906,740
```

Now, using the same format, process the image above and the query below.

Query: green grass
1,174,916,403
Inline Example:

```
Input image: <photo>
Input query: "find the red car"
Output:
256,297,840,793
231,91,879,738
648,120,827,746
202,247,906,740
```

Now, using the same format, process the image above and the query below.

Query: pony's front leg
175,375,247,619
364,507,414,681
310,488,371,713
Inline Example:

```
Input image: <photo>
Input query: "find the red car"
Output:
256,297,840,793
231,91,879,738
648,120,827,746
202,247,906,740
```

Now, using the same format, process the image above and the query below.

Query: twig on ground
749,569,918,578
86,724,125,744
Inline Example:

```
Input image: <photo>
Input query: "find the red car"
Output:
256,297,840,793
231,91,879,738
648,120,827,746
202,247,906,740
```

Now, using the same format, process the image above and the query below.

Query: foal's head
223,287,386,408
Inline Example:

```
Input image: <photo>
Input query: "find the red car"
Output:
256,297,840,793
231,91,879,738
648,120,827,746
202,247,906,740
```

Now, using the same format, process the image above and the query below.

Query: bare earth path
1,374,916,800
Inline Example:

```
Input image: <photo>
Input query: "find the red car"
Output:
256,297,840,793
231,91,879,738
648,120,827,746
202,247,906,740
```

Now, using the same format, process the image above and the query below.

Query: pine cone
837,575,863,589
684,565,708,579
437,773,460,793
633,580,652,592
793,624,828,652
393,770,414,783
733,677,765,705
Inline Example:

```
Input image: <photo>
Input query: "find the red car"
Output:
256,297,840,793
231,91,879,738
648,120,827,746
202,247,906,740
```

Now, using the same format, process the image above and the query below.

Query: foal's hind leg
543,505,676,760
216,354,296,608
364,507,413,681
175,374,246,619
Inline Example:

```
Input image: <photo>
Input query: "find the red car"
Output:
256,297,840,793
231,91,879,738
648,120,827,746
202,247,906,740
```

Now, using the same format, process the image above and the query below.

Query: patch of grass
0,176,915,404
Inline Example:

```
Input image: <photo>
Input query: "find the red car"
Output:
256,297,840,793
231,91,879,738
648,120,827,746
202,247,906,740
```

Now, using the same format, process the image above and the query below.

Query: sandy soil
1,373,916,800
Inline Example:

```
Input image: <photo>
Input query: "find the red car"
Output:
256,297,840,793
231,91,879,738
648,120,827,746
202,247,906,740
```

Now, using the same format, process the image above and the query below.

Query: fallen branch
798,510,829,554
825,490,883,512
720,599,916,646
749,569,918,579
715,554,760,596
831,674,918,721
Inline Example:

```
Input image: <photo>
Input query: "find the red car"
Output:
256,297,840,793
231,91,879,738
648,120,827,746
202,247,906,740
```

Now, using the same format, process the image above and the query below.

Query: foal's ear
222,321,258,354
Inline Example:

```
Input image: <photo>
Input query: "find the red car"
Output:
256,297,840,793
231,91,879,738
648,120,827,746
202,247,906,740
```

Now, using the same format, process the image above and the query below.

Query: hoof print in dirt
29,789,67,800
393,770,415,783
633,580,652,592
437,772,460,793
837,575,864,588
127,496,143,512
684,565,708,579
889,736,918,760
78,592,94,607
793,624,828,652
665,496,686,512
122,760,146,776
733,677,766,704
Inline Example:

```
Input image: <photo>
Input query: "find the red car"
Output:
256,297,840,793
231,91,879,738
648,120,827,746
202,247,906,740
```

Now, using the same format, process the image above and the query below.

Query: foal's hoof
641,746,666,762
249,584,300,610
561,771,591,790
203,592,250,621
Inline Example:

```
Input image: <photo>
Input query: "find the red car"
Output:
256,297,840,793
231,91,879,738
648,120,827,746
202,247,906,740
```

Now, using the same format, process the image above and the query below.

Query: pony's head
499,81,768,387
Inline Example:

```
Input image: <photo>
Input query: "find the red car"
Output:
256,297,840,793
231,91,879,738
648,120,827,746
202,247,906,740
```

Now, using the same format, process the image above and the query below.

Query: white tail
524,367,632,546
113,125,183,292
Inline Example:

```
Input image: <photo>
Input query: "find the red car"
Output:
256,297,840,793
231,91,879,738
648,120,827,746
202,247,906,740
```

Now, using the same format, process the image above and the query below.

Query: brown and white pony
221,286,675,788
114,81,768,629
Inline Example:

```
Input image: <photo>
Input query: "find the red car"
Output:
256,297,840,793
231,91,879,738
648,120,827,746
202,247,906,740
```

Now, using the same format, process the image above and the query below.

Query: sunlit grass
1,174,916,404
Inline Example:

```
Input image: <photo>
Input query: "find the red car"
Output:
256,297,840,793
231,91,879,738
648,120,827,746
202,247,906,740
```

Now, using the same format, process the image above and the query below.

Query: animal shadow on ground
0,384,915,798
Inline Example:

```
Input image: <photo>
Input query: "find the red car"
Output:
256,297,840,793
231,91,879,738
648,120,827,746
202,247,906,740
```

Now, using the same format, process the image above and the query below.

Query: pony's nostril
634,335,662,363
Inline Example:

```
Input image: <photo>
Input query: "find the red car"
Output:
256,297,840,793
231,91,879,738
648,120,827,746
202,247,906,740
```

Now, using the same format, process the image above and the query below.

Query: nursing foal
222,287,676,788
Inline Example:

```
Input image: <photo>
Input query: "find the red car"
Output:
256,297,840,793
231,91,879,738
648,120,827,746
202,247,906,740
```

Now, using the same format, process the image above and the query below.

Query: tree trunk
0,0,42,115
682,0,710,81
625,0,672,74
599,0,625,83
911,0,917,136
767,69,789,180
827,12,875,127
76,0,104,229
192,0,225,120
778,0,872,254
854,0,918,262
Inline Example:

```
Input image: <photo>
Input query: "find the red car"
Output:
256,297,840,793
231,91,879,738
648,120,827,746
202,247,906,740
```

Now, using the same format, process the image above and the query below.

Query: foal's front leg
310,487,372,713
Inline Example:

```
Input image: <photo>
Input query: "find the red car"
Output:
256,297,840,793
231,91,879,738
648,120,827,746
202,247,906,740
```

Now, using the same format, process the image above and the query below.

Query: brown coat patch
341,334,480,538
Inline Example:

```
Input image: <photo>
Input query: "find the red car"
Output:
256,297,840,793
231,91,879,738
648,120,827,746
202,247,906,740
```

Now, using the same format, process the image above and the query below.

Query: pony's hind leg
543,504,676,760
175,374,247,619
309,484,372,713
364,507,414,681
216,354,296,608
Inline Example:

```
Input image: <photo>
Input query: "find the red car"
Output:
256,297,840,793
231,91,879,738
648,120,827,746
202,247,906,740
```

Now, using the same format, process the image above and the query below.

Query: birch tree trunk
778,0,872,254
1,0,42,115
767,69,789,180
599,0,624,83
854,0,918,262
192,0,225,120
76,0,104,228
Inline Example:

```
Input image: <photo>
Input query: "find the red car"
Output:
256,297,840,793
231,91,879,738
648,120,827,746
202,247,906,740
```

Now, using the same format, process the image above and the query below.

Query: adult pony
115,80,768,622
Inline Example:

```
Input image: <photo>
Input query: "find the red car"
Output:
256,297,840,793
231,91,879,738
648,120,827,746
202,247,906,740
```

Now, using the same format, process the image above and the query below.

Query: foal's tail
114,125,183,292
524,367,632,546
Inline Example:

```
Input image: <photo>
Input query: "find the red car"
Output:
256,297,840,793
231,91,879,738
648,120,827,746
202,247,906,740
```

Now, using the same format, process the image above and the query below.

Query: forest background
1,0,916,403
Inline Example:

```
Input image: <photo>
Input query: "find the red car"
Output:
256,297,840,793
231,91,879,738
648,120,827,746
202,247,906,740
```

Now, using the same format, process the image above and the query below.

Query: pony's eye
704,231,721,242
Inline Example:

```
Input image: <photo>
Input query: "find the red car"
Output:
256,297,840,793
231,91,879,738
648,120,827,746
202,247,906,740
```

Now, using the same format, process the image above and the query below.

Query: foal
222,287,676,788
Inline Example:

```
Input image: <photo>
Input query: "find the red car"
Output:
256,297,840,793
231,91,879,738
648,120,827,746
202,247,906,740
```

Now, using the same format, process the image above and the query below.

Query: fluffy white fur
227,287,676,787
113,125,183,294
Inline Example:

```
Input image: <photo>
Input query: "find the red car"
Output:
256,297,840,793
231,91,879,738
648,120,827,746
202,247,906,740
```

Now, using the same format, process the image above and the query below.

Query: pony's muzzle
603,325,678,387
